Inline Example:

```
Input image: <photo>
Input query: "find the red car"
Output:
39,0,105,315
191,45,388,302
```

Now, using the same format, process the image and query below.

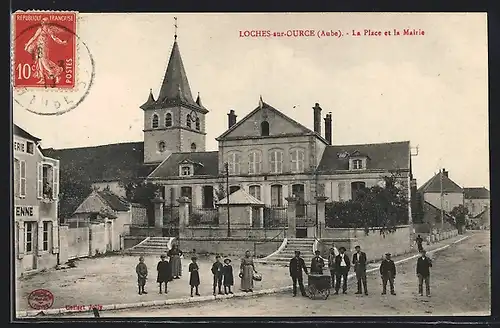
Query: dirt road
56,231,490,317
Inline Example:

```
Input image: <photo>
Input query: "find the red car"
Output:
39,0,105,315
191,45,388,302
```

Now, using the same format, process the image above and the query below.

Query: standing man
334,247,350,295
310,250,325,274
416,249,432,297
352,245,368,295
379,252,397,295
327,246,338,288
289,250,308,297
415,235,424,252
211,255,224,295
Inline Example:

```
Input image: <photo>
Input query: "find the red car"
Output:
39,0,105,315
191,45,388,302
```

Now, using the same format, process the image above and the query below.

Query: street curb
16,234,470,318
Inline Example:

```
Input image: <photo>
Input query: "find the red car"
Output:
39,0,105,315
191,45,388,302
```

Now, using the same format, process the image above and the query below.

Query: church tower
140,22,208,164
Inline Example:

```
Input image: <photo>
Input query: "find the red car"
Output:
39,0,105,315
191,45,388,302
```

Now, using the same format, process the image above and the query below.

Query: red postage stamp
12,11,77,89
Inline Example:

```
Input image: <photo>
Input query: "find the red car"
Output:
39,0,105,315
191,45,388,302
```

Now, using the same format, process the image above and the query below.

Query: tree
450,204,468,234
325,175,409,235
58,167,93,220
119,178,159,207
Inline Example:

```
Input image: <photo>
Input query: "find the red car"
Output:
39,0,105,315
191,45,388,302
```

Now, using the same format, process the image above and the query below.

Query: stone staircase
126,237,176,256
257,238,326,267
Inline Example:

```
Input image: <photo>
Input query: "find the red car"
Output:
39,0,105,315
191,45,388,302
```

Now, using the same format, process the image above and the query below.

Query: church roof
417,171,463,194
216,188,264,206
140,40,207,113
148,151,219,178
464,187,490,199
317,141,410,173
43,142,156,182
13,124,41,142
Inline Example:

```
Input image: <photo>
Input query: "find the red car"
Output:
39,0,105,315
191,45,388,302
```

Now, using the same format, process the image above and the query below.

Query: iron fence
189,206,219,226
163,205,180,227
263,206,287,228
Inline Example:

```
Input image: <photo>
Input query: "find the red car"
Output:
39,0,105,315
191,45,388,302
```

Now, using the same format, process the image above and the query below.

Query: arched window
271,184,283,207
351,181,366,200
227,152,241,175
195,117,200,130
191,143,197,151
249,185,261,200
248,150,262,174
290,148,305,173
269,149,283,174
261,121,269,136
186,114,192,128
165,113,172,127
158,141,166,152
152,114,159,128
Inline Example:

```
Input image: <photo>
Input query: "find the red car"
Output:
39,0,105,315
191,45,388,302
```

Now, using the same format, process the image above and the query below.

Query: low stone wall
178,237,283,258
128,226,163,237
182,226,286,240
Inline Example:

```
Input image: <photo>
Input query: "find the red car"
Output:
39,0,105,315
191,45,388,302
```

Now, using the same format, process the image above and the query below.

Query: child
189,256,200,297
136,256,148,295
156,254,172,294
222,258,234,294
211,255,224,295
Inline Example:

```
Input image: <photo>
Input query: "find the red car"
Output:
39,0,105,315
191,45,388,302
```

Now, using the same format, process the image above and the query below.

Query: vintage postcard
12,12,490,319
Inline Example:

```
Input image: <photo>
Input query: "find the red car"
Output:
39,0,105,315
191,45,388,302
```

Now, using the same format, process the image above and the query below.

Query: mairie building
44,35,415,231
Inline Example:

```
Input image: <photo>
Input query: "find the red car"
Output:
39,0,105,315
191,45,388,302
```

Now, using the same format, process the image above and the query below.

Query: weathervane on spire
174,16,178,40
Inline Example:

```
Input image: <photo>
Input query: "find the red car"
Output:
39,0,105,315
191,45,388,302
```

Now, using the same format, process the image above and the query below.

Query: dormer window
352,159,363,170
261,121,269,136
180,165,193,177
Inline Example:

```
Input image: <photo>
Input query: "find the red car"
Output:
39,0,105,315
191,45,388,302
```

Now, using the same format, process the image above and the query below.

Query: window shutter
18,222,25,259
37,221,44,252
53,166,59,199
37,163,43,198
20,160,26,197
52,221,59,253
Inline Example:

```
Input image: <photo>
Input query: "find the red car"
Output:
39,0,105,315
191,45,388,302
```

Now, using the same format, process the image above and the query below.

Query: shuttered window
37,163,43,198
19,160,26,197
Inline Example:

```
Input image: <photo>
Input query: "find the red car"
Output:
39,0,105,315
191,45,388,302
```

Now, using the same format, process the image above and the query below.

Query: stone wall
178,237,282,258
182,226,285,239
89,223,107,256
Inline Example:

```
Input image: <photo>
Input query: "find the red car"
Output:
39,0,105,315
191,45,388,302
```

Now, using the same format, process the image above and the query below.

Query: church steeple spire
174,16,178,41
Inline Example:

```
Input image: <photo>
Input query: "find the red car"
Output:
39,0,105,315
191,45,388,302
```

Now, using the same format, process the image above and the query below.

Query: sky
12,13,489,189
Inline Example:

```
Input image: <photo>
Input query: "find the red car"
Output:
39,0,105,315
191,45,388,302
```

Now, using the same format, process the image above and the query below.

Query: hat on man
224,258,231,264
339,247,346,252
385,252,391,256
315,250,321,255
160,254,166,259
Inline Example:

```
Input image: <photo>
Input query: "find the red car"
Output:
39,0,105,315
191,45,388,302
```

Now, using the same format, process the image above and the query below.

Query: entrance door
24,222,37,270
202,186,214,208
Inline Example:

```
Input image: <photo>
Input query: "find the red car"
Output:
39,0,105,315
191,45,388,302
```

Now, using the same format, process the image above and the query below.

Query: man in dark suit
289,250,308,297
334,247,350,295
352,245,368,295
310,250,325,274
416,249,432,297
379,252,397,295
327,246,338,288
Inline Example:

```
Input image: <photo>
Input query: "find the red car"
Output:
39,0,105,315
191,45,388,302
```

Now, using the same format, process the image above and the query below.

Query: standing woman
240,250,257,292
168,244,183,279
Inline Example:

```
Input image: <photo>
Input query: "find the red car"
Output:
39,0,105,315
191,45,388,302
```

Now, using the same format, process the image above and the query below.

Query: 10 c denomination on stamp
13,11,77,89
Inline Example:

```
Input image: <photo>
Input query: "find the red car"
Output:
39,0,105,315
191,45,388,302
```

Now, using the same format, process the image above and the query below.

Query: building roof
140,40,207,113
43,142,156,182
216,99,328,144
417,171,463,194
13,124,41,142
473,207,490,219
73,190,129,216
317,141,410,173
216,188,265,206
423,201,454,219
96,190,131,211
148,151,219,179
464,187,490,199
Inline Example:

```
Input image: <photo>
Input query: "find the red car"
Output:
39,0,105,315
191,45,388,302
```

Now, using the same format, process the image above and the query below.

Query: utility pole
225,162,231,237
440,169,444,232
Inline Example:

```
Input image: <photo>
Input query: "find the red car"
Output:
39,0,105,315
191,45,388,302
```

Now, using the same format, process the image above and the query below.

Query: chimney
324,112,332,145
313,103,322,135
227,109,237,129
442,168,448,178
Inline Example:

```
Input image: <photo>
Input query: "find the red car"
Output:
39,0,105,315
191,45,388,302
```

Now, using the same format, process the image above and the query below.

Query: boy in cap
222,258,234,294
136,256,148,295
211,255,224,295
156,254,171,294
379,252,397,295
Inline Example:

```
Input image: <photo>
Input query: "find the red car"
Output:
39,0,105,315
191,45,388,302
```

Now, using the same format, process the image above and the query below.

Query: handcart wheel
308,285,316,299
322,288,330,300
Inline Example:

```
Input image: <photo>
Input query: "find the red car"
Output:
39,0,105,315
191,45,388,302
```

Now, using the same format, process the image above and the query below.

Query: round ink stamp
28,289,54,310
12,11,95,116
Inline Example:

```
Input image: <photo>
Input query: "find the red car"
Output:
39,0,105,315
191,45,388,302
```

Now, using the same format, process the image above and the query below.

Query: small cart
307,273,331,300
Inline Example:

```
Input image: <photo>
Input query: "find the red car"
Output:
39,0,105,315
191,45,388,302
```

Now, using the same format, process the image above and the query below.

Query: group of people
135,247,259,297
289,241,433,298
